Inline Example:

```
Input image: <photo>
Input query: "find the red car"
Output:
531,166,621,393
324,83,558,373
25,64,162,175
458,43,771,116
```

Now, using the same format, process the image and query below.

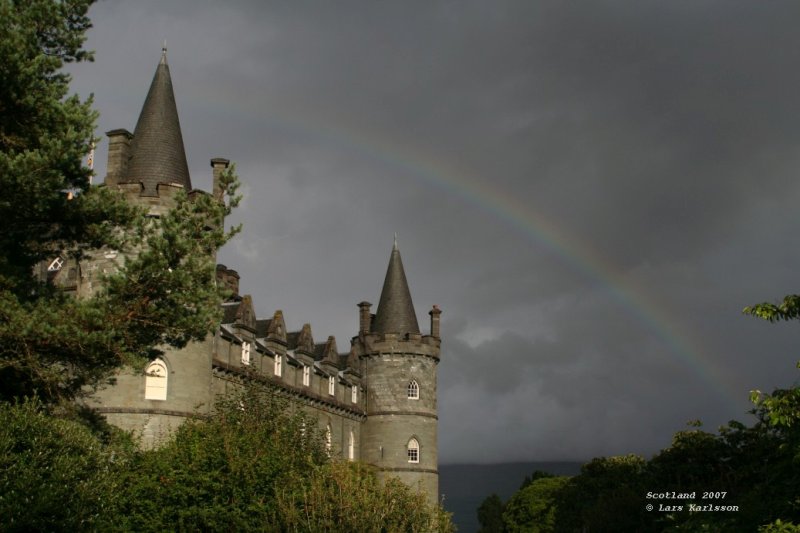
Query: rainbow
180,86,745,413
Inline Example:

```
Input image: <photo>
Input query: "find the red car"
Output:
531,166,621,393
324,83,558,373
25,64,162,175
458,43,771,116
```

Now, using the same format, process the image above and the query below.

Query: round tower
353,239,442,506
86,48,218,447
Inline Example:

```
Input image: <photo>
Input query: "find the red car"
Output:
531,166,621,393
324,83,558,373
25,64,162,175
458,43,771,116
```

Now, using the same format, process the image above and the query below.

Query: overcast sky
69,0,800,464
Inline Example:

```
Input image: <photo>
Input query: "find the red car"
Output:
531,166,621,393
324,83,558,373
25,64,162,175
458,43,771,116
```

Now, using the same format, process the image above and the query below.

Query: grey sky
69,0,800,463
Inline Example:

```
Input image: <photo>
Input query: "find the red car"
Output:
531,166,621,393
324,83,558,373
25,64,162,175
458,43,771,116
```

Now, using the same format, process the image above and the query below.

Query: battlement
354,332,441,360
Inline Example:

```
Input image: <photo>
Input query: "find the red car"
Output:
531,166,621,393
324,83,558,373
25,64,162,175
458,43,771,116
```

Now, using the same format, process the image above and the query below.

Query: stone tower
88,48,226,444
353,238,442,505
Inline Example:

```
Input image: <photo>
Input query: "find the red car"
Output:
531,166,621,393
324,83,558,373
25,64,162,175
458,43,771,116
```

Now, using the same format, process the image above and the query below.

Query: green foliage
2,385,455,532
477,493,505,533
555,454,652,533
744,295,800,322
502,476,568,533
111,384,324,531
277,461,453,533
0,0,241,405
0,398,132,531
109,383,453,532
519,470,555,490
760,520,800,533
0,0,103,291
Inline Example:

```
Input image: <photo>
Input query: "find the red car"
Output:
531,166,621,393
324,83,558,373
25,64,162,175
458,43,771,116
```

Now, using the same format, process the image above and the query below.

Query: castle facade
53,50,442,503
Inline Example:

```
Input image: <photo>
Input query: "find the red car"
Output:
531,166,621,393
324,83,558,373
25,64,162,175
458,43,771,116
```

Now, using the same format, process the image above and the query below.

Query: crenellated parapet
353,332,441,360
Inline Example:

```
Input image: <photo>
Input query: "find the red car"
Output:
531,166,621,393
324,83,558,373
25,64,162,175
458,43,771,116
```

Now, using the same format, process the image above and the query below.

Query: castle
50,49,442,504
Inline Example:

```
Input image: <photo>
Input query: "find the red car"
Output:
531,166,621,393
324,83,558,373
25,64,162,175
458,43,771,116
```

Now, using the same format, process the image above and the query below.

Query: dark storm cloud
68,0,800,463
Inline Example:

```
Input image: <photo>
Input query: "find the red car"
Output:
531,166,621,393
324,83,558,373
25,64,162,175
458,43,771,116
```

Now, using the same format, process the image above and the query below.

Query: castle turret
89,48,221,446
353,239,441,505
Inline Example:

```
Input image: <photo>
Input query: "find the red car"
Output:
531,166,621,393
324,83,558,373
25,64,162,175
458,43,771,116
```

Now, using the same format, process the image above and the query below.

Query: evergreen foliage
477,493,505,533
0,0,241,405
0,398,134,531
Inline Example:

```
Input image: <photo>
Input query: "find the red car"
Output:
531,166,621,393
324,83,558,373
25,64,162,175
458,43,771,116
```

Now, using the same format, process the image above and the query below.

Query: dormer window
351,386,358,404
274,353,282,376
328,376,335,396
241,342,251,365
303,364,310,386
407,380,419,400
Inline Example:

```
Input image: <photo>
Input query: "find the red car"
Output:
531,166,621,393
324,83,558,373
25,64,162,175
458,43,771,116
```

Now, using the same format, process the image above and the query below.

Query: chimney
210,158,230,201
358,301,372,334
429,305,442,338
216,264,240,297
105,129,133,185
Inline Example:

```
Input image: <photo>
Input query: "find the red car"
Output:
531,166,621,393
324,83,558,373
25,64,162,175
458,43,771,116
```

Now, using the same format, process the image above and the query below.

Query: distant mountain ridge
439,461,584,533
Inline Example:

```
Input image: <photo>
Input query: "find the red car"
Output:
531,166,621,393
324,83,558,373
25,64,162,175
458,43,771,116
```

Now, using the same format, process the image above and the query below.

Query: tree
477,493,505,533
111,383,454,532
554,454,653,533
0,398,134,531
502,476,568,533
0,0,240,406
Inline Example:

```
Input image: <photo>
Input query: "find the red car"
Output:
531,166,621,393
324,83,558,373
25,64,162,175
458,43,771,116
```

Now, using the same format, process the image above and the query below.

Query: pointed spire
373,238,420,335
123,47,191,195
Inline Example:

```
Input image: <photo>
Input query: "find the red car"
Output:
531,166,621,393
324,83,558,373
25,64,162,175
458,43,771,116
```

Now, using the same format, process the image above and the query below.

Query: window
274,353,282,376
407,438,419,463
241,342,251,365
144,359,168,401
328,376,335,396
351,385,358,404
47,256,64,271
407,380,419,400
325,424,332,455
303,364,310,386
348,430,355,461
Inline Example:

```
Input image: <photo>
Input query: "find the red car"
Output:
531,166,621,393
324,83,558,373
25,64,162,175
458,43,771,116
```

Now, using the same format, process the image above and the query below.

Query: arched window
348,430,355,461
407,380,419,400
407,438,419,463
145,359,168,401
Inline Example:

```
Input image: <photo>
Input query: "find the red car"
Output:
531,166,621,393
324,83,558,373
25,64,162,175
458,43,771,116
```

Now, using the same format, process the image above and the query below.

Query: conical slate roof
373,238,420,334
124,48,191,195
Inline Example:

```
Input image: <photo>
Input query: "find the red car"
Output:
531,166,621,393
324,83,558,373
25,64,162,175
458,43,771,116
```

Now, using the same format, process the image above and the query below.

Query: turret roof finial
393,232,398,251
161,40,167,64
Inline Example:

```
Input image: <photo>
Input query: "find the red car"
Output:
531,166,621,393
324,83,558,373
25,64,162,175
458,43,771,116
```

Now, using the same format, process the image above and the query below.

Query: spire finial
160,40,167,64
393,232,398,251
